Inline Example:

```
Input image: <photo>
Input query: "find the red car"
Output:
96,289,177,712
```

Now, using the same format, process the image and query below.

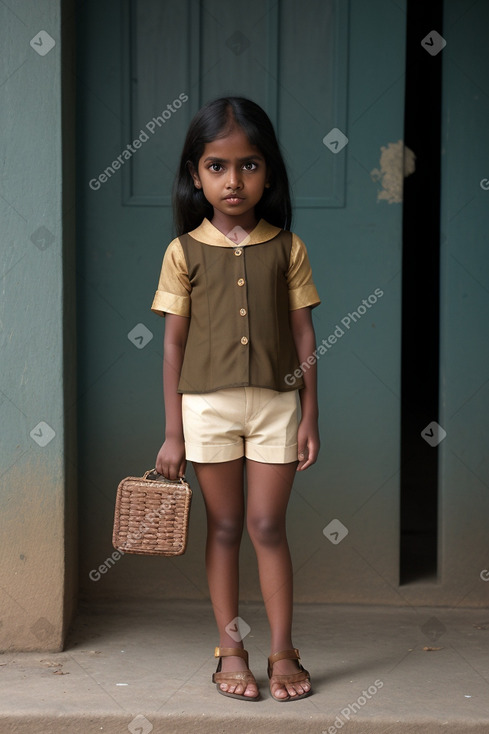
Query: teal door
77,0,407,604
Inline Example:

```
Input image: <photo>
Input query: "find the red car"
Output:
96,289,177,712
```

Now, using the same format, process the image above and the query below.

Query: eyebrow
203,155,264,163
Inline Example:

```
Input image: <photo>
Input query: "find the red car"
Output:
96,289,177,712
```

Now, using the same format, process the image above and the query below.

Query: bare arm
290,306,320,471
155,313,190,479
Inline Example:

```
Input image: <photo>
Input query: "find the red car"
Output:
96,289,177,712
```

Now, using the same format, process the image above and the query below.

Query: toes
245,684,258,697
283,681,310,697
221,681,252,696
273,684,289,698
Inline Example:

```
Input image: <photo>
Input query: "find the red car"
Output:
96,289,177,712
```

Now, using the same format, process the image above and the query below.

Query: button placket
233,246,250,365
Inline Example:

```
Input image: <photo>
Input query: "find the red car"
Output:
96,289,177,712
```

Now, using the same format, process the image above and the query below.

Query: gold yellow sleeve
150,238,191,317
287,234,321,310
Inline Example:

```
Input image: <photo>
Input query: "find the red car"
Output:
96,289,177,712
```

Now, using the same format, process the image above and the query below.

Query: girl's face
189,126,268,229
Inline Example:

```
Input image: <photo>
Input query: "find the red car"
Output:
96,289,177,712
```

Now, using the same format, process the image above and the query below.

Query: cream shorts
181,386,299,464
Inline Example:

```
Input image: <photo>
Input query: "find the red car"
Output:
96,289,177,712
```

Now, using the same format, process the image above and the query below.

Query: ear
186,161,202,189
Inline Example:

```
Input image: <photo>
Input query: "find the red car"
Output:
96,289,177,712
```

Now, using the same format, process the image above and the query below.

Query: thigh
245,459,297,523
193,457,245,522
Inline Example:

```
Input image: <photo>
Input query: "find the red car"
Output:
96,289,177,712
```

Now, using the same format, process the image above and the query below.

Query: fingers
297,439,319,471
155,441,187,480
155,452,186,480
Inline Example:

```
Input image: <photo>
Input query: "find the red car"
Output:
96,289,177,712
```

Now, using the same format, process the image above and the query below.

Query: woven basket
112,470,192,556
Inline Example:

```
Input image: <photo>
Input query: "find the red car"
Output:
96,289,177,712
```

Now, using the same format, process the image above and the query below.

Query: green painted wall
0,0,77,651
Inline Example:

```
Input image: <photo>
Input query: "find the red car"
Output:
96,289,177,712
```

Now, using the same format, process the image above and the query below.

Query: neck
210,210,259,235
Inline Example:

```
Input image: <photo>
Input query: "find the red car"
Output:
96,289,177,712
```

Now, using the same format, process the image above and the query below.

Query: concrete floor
1,600,489,734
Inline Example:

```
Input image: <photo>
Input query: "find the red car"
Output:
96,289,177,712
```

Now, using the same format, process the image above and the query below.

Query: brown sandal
267,648,312,702
212,647,260,701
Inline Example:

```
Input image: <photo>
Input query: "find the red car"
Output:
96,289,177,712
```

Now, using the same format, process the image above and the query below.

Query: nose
226,166,242,191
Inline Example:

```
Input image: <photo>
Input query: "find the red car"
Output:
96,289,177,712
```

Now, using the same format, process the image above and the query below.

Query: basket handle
143,468,186,483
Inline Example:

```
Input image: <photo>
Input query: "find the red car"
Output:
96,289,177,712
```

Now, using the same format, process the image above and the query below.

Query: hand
155,436,186,480
296,416,320,471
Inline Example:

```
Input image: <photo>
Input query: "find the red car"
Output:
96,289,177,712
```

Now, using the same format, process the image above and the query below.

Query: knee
209,516,243,547
247,516,285,548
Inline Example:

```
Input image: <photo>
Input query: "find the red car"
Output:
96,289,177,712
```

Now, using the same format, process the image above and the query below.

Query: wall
0,0,77,651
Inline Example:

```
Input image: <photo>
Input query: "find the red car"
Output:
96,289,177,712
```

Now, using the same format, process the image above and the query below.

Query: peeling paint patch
370,141,416,203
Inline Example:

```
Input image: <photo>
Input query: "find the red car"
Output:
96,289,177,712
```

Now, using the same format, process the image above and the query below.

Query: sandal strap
267,648,310,681
267,648,300,676
213,670,257,685
214,647,249,674
269,670,310,685
268,648,300,666
214,647,248,662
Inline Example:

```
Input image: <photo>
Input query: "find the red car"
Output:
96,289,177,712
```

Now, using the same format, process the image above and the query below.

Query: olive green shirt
151,218,320,393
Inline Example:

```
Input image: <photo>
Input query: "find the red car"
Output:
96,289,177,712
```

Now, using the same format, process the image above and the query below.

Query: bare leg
192,457,258,698
246,459,311,699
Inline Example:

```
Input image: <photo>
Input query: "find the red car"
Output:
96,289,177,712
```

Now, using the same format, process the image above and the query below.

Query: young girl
151,97,320,702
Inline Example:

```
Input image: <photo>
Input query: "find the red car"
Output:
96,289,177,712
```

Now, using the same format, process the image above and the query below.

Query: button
234,248,242,256
240,336,248,345
239,308,247,316
237,278,245,286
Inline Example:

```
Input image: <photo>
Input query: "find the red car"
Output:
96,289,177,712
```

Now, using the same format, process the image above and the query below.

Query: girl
151,97,320,702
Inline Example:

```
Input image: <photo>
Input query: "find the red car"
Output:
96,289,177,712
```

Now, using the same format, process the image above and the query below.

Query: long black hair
173,97,292,235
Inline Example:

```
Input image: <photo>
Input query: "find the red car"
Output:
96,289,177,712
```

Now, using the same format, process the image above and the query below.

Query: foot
267,647,312,701
218,654,259,698
270,657,311,699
